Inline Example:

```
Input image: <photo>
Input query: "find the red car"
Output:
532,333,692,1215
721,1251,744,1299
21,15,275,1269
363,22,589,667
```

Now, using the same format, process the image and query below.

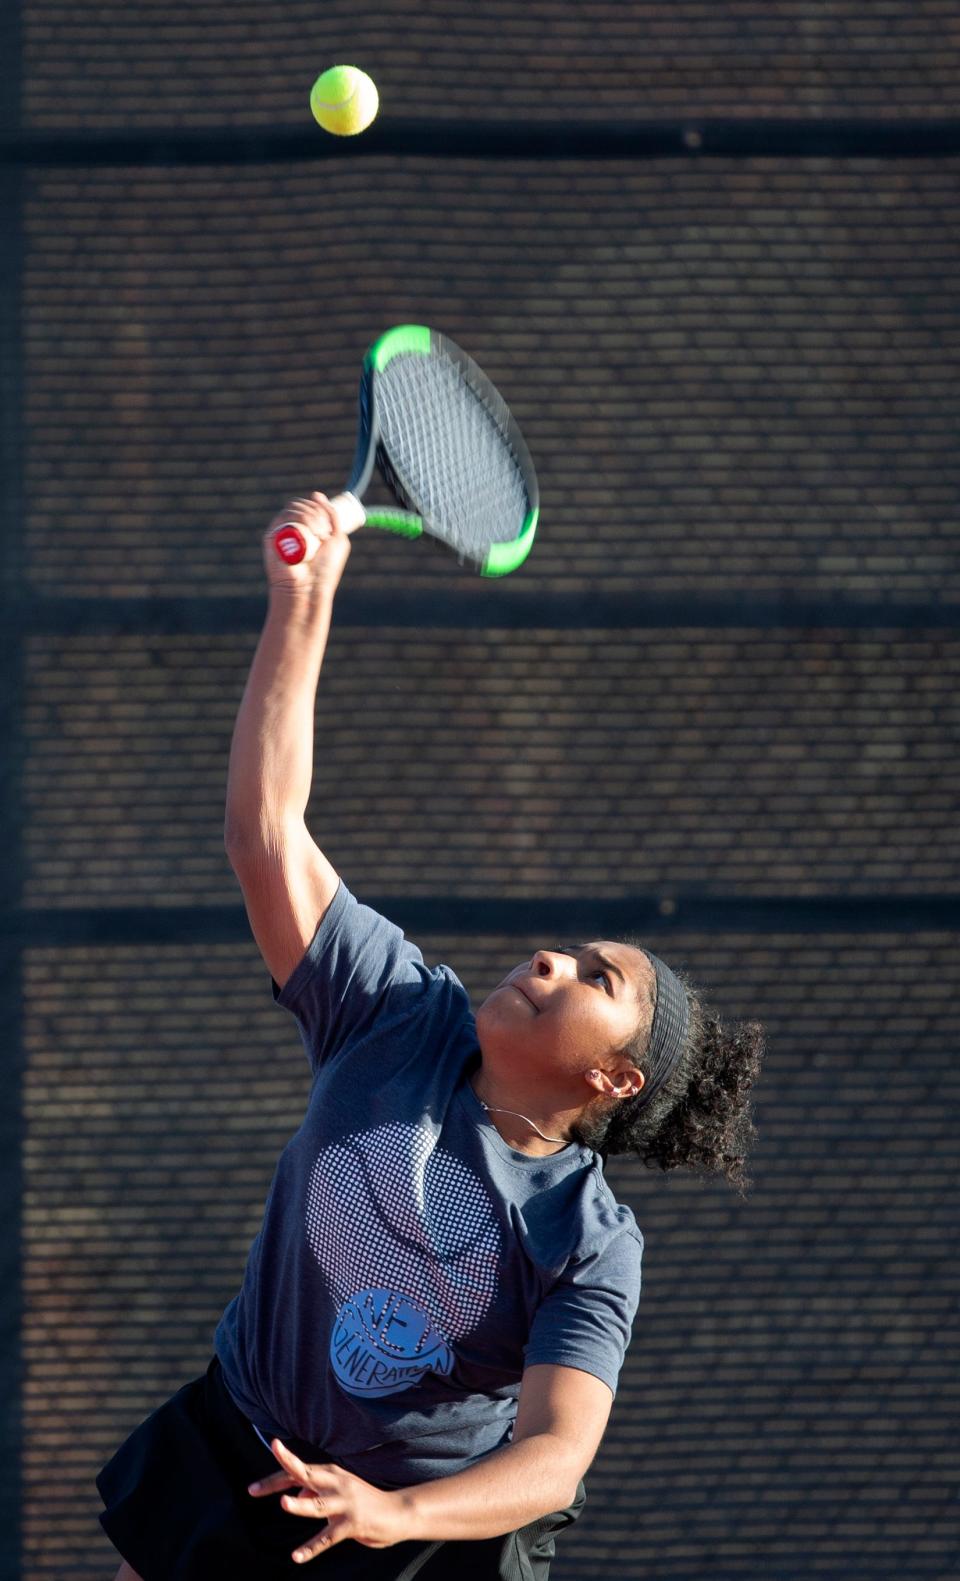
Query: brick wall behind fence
6,3,959,1578
19,1,960,128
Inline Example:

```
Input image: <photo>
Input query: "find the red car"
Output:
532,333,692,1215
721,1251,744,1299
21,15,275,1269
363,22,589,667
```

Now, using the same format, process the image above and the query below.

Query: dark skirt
96,1358,585,1581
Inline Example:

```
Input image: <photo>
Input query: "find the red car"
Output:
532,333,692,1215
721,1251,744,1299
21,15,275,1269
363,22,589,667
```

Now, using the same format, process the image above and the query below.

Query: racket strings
375,350,530,561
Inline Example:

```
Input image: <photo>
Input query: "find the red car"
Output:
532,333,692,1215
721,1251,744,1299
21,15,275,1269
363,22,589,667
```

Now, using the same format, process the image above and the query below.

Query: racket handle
272,492,367,565
329,492,367,533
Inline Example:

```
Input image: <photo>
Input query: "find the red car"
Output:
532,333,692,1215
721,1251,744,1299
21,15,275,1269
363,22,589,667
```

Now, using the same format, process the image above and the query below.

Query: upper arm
226,821,340,991
512,1363,614,1488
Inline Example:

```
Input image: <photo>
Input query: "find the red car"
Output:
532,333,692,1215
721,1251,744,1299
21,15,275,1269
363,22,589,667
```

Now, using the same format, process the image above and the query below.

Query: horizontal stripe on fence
2,119,960,168
6,894,960,945
11,594,960,636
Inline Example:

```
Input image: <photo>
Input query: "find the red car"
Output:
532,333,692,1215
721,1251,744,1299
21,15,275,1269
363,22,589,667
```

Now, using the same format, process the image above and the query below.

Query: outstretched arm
224,493,350,990
399,1361,609,1536
248,1363,613,1563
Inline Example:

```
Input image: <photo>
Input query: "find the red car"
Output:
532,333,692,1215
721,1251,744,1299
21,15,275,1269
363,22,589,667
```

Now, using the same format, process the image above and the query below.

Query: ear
584,1065,645,1099
611,1065,645,1099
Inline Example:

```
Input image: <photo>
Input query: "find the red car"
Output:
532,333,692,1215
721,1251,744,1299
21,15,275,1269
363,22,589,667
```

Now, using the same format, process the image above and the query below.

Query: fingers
263,493,353,589
249,1442,392,1563
268,496,332,564
268,494,341,540
247,1470,298,1497
262,1440,342,1502
248,1437,328,1496
263,1443,349,1563
292,1523,339,1564
270,1438,315,1479
280,1487,348,1517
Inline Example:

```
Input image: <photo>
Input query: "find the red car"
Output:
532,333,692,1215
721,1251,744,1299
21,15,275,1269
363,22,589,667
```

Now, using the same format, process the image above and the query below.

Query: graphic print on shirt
305,1121,502,1398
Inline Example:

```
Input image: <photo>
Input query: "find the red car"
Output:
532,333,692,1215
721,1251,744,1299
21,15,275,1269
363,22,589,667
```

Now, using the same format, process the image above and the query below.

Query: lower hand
248,1439,410,1564
264,493,352,599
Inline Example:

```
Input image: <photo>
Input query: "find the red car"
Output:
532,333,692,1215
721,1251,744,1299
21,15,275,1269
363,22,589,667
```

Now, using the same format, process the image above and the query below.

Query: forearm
399,1433,580,1542
224,586,336,843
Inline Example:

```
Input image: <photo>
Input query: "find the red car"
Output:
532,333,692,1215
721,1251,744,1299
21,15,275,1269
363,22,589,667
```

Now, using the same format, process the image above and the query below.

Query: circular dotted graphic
305,1122,502,1351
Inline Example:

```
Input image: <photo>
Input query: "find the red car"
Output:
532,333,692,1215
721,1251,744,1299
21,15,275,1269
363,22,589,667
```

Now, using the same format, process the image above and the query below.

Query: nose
531,948,568,977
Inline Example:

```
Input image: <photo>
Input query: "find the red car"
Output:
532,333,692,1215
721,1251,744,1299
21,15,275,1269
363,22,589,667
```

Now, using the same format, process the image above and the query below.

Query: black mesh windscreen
5,3,960,1579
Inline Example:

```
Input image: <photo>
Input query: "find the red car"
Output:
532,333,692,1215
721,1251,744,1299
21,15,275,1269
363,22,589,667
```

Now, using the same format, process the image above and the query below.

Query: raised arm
223,494,350,990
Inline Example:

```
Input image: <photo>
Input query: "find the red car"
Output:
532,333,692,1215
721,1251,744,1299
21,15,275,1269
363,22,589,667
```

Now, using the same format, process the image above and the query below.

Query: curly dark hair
569,949,765,1198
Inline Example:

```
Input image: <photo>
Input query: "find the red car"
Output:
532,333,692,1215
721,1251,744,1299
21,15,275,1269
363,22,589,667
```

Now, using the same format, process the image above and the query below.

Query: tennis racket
272,324,539,577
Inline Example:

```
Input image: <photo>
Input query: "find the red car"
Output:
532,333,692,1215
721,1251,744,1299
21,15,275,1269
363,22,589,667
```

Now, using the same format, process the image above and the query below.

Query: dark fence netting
3,4,958,1579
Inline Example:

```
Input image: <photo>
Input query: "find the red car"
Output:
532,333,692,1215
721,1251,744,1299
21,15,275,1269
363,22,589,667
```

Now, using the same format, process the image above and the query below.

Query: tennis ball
309,65,379,136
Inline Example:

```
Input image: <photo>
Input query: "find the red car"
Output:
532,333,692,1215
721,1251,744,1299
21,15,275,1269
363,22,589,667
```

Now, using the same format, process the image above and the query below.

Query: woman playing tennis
97,494,763,1580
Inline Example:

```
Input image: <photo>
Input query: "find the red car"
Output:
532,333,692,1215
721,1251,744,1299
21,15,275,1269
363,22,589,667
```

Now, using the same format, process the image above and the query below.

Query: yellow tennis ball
309,65,379,136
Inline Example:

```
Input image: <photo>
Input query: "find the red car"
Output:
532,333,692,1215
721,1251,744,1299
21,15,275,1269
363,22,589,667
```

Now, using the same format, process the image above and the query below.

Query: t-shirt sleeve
522,1227,644,1397
272,879,440,1074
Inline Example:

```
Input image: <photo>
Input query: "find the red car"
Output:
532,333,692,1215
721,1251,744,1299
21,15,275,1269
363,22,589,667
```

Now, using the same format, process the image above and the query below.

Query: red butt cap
273,526,307,564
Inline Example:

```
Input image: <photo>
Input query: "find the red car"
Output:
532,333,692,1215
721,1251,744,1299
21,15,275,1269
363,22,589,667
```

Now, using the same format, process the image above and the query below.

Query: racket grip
329,492,367,533
271,493,367,565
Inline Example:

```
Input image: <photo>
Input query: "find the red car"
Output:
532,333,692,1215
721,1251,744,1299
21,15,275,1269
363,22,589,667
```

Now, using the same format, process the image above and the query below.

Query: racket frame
347,324,539,577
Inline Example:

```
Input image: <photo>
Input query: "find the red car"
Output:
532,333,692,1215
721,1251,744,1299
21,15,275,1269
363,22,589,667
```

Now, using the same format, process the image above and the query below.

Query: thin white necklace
479,1103,566,1144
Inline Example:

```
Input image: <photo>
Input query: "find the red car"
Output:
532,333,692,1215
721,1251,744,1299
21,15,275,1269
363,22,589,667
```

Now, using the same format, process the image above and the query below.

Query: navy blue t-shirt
215,881,644,1488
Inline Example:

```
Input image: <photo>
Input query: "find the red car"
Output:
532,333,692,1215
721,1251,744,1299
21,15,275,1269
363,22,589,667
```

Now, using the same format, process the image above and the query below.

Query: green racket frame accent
480,505,538,576
348,326,431,537
369,323,432,372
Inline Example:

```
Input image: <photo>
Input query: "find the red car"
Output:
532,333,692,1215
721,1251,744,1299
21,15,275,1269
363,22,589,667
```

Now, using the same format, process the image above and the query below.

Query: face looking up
475,942,657,1099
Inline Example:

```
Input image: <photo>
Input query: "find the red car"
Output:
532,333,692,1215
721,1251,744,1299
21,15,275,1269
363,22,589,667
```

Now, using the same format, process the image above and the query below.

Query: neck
470,1069,578,1157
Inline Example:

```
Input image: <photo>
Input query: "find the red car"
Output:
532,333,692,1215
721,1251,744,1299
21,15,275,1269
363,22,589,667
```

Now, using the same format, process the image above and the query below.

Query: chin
475,997,504,1043
476,984,520,1023
475,995,528,1063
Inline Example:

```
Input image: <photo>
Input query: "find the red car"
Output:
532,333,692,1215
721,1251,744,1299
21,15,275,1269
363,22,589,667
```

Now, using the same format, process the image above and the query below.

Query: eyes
553,947,614,995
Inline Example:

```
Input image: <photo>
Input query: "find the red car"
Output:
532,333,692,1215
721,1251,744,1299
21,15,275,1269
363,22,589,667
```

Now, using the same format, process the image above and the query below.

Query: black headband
636,951,691,1109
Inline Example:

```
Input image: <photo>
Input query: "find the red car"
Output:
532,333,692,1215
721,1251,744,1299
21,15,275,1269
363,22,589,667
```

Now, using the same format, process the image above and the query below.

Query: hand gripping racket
272,324,539,577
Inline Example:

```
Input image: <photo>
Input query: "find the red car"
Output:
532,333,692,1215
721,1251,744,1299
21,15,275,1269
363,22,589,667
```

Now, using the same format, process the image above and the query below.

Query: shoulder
555,1162,645,1304
274,880,474,1073
523,1164,645,1392
568,1157,644,1258
520,1152,644,1284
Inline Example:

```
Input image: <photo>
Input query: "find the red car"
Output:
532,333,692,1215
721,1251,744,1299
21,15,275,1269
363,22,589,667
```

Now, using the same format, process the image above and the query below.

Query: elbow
223,786,254,857
224,810,299,869
536,1444,584,1515
223,814,251,864
540,1475,580,1518
559,1478,581,1512
553,1447,588,1512
224,814,270,869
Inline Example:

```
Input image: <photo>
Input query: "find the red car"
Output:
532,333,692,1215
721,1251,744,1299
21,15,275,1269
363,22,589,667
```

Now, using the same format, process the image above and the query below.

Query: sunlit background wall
1,4,957,1578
